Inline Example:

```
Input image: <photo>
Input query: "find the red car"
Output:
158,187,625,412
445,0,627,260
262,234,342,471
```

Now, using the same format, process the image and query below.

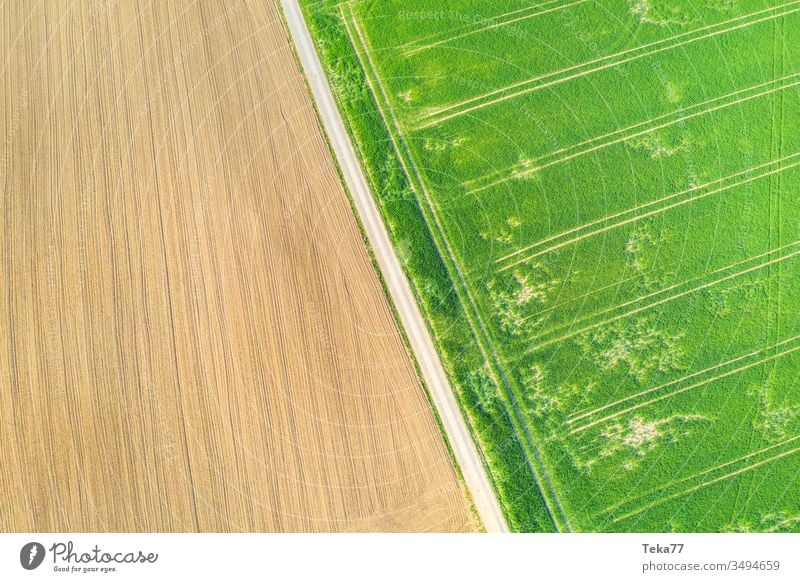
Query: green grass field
298,0,800,532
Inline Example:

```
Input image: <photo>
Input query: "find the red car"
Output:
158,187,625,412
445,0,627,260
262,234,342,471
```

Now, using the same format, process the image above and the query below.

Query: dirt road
280,0,510,533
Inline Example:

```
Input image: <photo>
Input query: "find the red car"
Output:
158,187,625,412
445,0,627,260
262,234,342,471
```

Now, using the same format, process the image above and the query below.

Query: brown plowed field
0,0,476,532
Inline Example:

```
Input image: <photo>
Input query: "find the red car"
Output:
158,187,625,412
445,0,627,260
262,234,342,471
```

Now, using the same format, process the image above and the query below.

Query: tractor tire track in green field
525,239,800,340
343,4,573,531
401,0,591,57
570,340,800,436
569,333,800,433
416,1,800,129
498,152,800,271
598,434,800,525
526,241,800,354
611,445,800,524
568,333,800,426
465,71,800,195
735,15,789,525
524,272,643,321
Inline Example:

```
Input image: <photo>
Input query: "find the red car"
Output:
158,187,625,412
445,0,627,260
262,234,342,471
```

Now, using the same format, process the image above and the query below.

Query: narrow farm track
340,4,570,531
280,0,504,532
0,0,476,532
417,1,800,129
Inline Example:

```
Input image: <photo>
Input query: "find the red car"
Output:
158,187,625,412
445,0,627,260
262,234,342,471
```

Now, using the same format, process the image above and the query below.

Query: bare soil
0,0,475,532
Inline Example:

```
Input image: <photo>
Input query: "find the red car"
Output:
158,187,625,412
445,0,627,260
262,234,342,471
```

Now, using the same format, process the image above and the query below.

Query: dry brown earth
0,0,476,532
